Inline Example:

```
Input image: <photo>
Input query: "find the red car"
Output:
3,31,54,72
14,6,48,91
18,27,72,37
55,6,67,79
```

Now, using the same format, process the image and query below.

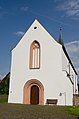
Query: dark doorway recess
30,85,39,104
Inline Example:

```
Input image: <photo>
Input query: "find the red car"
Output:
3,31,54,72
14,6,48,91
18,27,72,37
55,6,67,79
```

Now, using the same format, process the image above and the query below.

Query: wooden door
30,85,39,104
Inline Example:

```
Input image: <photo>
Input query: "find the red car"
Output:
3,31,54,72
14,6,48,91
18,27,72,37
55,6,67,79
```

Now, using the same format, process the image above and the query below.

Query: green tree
0,72,10,95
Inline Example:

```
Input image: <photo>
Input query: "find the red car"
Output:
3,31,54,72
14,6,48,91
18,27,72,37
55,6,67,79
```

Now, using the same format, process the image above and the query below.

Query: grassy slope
67,106,79,117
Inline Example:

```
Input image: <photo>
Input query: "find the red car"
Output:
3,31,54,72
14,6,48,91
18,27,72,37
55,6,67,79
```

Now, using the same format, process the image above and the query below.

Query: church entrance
23,79,44,105
30,85,39,104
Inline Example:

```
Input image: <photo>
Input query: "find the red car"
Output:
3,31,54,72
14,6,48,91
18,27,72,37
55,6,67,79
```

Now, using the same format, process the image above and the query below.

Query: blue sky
0,0,79,82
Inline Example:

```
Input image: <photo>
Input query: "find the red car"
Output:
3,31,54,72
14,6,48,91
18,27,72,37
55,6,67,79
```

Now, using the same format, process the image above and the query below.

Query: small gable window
29,40,40,69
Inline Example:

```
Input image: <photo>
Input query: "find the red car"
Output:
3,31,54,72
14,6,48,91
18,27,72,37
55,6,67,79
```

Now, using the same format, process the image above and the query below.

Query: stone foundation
73,94,79,106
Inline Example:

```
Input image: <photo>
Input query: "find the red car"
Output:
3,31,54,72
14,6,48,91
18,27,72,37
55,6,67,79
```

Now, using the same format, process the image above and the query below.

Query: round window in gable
34,26,37,29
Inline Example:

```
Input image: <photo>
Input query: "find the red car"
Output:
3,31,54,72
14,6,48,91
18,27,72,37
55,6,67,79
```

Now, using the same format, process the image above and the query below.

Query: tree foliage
0,72,10,95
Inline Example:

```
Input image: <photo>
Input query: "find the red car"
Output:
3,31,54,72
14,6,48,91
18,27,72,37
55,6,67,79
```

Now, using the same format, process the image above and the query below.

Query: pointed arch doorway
23,79,44,105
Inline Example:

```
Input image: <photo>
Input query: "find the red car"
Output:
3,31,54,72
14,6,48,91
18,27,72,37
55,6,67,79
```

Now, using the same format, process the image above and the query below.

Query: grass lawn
0,95,79,119
0,95,8,103
67,106,79,117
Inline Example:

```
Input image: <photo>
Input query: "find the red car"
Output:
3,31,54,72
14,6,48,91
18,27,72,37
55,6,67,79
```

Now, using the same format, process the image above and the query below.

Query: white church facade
8,19,78,106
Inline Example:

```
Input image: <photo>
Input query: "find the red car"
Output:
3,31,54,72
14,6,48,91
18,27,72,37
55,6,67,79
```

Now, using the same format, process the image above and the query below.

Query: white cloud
65,41,79,55
20,6,29,11
65,41,79,82
65,41,79,45
14,31,24,36
77,67,79,74
56,0,79,16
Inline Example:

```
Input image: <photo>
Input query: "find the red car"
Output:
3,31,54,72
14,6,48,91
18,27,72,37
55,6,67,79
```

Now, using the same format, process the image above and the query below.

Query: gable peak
32,19,41,25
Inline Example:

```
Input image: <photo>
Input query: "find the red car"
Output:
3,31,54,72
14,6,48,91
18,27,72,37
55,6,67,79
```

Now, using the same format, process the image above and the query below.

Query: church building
8,19,78,105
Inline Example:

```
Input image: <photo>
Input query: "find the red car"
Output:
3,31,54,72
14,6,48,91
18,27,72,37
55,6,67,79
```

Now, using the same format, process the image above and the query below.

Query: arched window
29,40,40,69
